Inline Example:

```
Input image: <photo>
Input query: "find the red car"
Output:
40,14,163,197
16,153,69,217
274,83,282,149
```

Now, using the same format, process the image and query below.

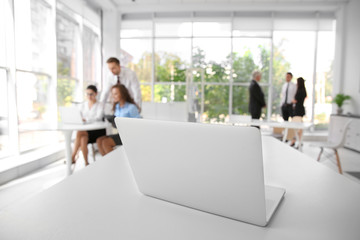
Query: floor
0,139,359,212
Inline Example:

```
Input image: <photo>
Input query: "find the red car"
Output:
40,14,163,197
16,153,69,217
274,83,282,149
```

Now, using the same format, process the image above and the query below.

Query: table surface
232,120,313,129
0,136,359,240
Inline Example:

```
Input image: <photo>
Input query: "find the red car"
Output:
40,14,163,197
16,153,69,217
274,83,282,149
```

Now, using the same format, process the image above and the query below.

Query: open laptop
59,106,85,124
115,118,285,227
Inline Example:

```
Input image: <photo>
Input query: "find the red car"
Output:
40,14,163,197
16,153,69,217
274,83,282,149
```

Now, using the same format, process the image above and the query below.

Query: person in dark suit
290,77,307,147
293,77,307,117
249,70,266,119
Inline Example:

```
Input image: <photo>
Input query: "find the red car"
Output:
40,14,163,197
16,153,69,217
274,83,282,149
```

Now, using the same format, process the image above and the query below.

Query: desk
19,122,107,176
232,120,313,151
0,136,359,239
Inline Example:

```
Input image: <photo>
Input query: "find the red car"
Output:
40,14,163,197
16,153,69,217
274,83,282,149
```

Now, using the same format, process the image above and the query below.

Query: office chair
311,119,353,174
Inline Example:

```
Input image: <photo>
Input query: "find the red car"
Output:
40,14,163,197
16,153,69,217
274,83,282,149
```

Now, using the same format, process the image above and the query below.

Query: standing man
281,72,296,121
249,70,266,119
101,57,142,109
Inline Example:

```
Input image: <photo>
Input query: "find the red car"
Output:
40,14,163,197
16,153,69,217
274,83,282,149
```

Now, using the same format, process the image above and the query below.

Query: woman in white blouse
71,85,105,166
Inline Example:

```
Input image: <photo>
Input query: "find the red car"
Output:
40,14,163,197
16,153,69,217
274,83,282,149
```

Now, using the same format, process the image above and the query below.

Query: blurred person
97,84,140,156
100,57,142,110
290,77,307,147
281,72,297,121
71,85,105,166
249,70,266,120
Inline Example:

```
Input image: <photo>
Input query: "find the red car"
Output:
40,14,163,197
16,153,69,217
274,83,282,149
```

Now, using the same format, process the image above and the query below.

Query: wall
339,0,360,115
101,10,120,86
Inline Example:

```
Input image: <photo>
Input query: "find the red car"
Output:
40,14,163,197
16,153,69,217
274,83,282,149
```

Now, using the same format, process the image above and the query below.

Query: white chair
311,119,353,174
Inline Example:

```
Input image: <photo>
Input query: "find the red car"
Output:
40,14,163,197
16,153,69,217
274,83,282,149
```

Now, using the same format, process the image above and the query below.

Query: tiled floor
0,139,359,212
301,141,360,183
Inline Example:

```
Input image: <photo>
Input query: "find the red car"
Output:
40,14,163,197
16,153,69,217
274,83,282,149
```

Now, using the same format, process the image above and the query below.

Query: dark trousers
251,112,261,129
250,111,261,120
281,104,294,121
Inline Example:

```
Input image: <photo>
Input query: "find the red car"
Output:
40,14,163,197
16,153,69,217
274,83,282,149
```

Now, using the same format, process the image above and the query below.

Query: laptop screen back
116,118,267,226
59,106,83,124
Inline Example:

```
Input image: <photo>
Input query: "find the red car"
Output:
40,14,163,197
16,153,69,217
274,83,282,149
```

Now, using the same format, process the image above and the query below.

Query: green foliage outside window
57,62,75,107
127,42,291,122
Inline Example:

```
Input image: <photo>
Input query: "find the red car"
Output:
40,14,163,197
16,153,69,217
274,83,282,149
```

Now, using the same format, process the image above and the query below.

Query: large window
120,21,153,102
0,0,7,67
16,71,60,152
83,23,101,88
1,0,101,159
121,18,272,122
14,0,60,152
120,13,335,125
272,31,316,122
56,7,82,105
0,0,11,158
14,0,53,73
57,3,101,107
314,31,335,129
0,69,9,158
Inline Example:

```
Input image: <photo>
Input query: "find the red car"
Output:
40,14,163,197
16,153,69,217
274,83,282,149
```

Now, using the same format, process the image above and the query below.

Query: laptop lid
116,118,277,226
59,106,84,124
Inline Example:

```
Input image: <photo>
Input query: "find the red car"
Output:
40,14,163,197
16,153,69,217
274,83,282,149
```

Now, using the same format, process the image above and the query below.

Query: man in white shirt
100,57,142,110
281,72,296,121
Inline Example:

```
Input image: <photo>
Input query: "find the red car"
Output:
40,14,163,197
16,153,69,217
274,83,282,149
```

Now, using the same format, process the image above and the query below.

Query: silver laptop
59,106,85,124
115,118,285,227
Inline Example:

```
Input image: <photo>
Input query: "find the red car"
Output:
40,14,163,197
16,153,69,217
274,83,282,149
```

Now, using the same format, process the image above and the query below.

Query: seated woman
72,85,105,166
96,84,140,156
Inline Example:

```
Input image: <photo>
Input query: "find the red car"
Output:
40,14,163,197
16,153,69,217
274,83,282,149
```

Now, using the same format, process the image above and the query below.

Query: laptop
115,118,285,227
59,106,85,124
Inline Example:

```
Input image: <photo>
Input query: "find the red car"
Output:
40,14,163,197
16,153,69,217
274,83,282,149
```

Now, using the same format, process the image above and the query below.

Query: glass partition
314,31,335,129
0,69,9,158
272,31,316,121
120,15,336,124
14,0,53,73
83,25,101,88
16,71,60,152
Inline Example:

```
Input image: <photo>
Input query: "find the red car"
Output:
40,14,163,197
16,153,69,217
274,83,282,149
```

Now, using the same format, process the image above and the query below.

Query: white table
19,122,107,176
232,120,313,151
0,136,359,239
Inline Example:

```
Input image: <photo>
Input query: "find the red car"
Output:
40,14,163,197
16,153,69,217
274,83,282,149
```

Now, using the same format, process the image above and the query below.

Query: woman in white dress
71,85,105,166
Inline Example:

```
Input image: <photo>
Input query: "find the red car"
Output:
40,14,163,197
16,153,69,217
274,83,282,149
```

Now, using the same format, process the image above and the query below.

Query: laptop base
265,185,286,225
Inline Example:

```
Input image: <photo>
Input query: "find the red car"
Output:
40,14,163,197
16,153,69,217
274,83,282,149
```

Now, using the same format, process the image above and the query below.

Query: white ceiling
85,0,349,12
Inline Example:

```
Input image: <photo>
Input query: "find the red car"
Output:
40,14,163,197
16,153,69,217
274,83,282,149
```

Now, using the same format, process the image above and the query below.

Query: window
0,0,10,156
1,0,101,159
17,71,60,152
120,39,152,83
155,21,191,37
14,0,59,152
273,31,316,121
193,21,231,37
0,0,7,67
14,0,53,73
0,69,9,158
83,24,101,89
56,9,82,105
314,31,335,129
155,38,191,83
120,13,336,123
193,38,231,83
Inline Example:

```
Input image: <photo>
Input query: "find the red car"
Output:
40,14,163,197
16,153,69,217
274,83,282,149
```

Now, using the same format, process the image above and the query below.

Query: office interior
0,0,360,237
